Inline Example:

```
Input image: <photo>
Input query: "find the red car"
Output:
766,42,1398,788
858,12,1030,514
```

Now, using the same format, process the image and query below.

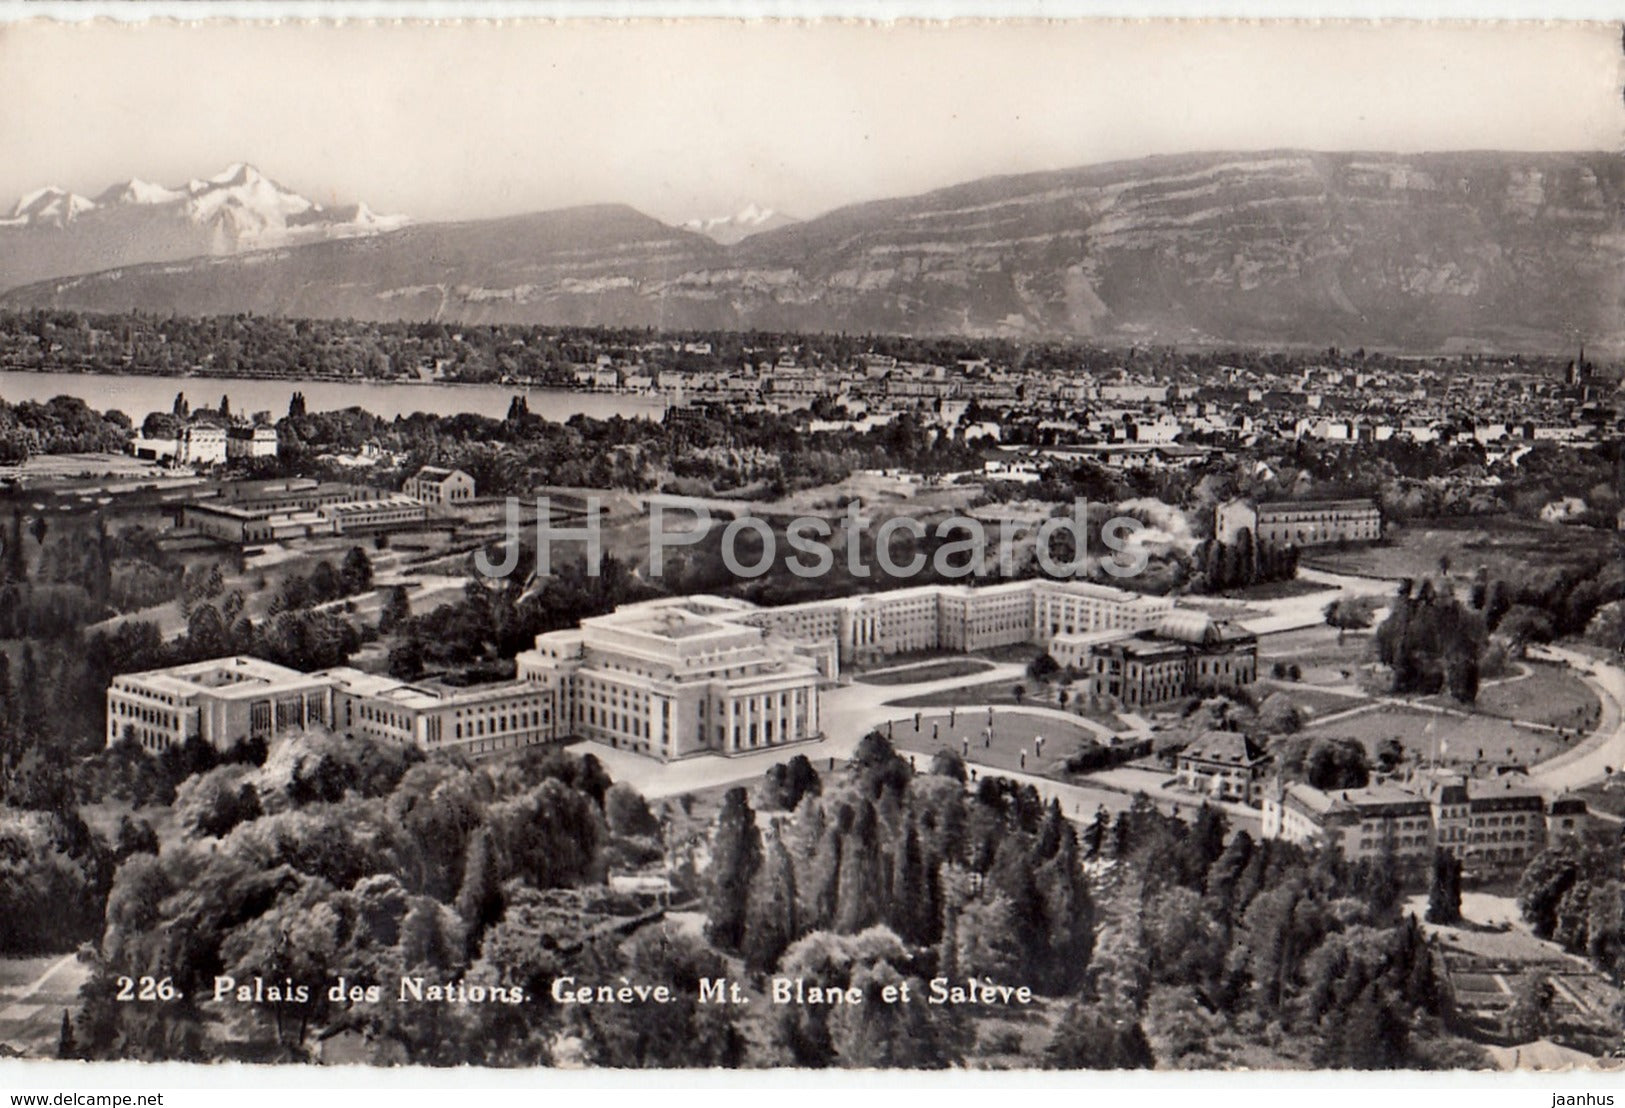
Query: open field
0,954,89,1057
1258,626,1377,686
1304,516,1618,584
1303,703,1570,766
1218,577,1336,602
1251,679,1368,721
1425,663,1601,731
880,708,1107,778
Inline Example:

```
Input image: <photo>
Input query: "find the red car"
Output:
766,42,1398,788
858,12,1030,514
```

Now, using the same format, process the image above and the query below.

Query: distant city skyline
0,20,1619,227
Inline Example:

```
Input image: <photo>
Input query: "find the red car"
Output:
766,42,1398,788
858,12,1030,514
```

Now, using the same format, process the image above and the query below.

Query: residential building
1263,772,1587,873
1262,780,1436,867
1176,730,1271,805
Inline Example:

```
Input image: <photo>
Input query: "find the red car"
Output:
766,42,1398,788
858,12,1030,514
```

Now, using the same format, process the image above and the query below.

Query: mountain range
0,164,406,292
5,151,1624,352
681,203,798,245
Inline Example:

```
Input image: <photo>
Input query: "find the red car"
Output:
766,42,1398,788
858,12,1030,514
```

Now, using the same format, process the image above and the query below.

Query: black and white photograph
0,10,1624,1082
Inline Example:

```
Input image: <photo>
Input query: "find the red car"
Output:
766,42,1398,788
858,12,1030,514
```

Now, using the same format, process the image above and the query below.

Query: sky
0,19,1620,225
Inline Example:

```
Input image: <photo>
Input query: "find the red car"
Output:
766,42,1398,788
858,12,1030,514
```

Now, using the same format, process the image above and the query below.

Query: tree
1498,605,1555,654
455,826,505,947
1026,652,1060,683
57,1009,76,1059
379,585,412,633
1506,974,1555,1042
1425,849,1462,924
762,754,822,811
929,749,966,784
1586,600,1625,655
1325,597,1375,630
834,801,886,934
604,782,660,838
340,546,374,596
583,924,746,1068
742,834,799,973
1257,693,1303,734
1045,1002,1154,1069
705,787,761,951
1012,684,1026,706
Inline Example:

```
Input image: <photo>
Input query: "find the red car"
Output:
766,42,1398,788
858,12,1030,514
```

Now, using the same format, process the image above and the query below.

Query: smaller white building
403,466,476,505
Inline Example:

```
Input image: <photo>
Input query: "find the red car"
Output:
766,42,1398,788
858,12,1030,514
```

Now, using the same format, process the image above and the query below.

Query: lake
0,370,667,423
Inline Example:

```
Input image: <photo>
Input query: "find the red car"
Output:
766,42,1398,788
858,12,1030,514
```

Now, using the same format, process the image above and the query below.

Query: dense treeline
0,394,132,461
703,734,1463,1069
273,401,984,500
1191,529,1301,593
5,309,1575,386
72,735,656,1063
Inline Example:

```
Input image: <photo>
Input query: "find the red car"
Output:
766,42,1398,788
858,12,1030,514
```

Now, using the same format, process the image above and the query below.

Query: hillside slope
7,151,1623,351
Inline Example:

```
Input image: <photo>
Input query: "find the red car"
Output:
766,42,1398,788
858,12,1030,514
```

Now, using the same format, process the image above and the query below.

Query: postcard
0,11,1622,1083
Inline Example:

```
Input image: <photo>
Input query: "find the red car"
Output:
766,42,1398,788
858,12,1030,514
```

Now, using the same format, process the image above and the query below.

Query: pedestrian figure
970,767,977,782
829,756,835,771
950,708,957,728
1020,752,1026,769
933,722,940,741
962,737,969,757
888,720,894,739
915,712,922,733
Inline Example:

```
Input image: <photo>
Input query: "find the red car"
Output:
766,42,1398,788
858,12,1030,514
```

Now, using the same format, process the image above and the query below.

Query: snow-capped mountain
0,164,408,292
0,186,100,229
680,202,797,244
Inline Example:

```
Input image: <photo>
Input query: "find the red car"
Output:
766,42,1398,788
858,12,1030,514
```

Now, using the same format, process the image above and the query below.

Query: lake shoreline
0,368,668,423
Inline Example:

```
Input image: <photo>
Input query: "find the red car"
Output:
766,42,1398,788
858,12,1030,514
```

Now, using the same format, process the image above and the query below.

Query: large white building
108,655,560,762
516,596,824,762
320,667,556,760
108,582,1193,767
107,656,336,753
732,579,1175,668
226,425,280,461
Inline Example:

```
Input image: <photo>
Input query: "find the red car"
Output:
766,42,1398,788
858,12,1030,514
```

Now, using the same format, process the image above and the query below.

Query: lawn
1258,626,1377,686
888,679,1132,731
1303,515,1616,584
1423,662,1601,731
1301,704,1569,767
855,658,994,686
879,708,1109,778
1252,679,1371,722
1217,577,1338,602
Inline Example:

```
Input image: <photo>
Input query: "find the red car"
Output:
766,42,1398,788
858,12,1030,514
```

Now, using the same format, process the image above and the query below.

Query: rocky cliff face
7,151,1623,352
